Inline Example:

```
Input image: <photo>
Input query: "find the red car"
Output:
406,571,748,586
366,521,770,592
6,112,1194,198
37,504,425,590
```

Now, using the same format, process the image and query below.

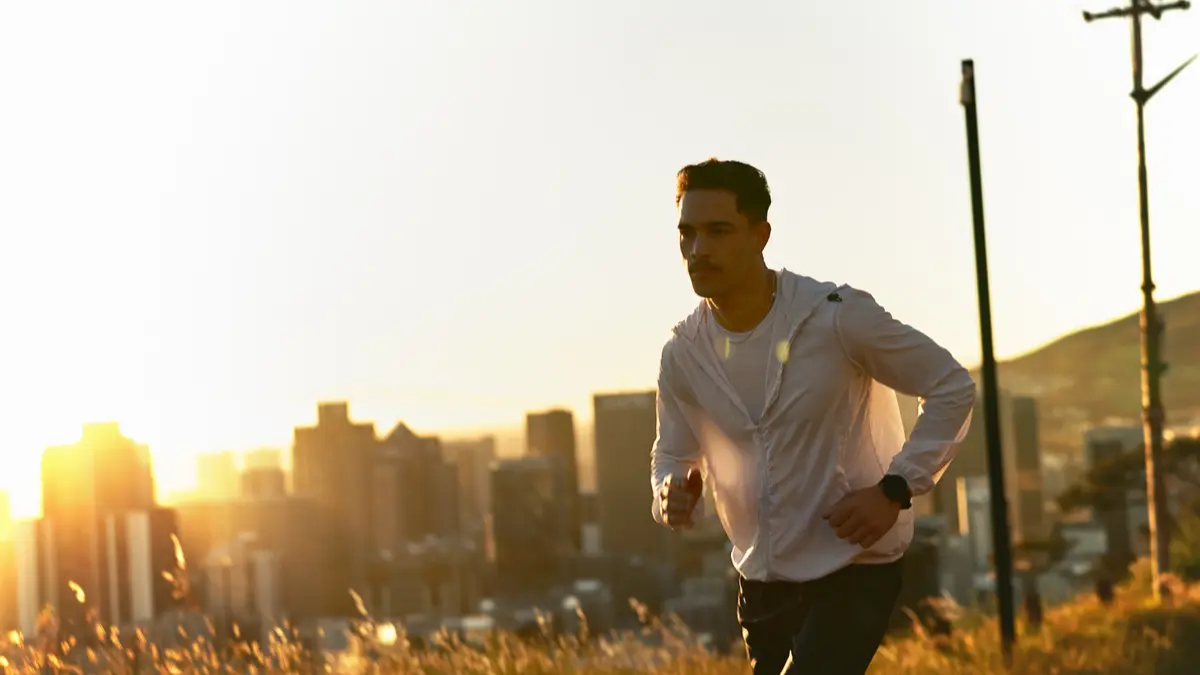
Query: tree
1057,437,1200,581
1013,532,1072,573
1057,437,1200,516
1169,509,1200,580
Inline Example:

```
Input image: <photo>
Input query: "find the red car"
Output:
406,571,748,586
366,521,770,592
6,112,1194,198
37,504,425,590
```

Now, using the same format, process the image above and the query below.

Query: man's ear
757,221,772,251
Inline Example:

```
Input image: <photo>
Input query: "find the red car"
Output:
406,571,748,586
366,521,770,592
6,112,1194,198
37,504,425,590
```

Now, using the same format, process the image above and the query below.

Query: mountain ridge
972,289,1200,457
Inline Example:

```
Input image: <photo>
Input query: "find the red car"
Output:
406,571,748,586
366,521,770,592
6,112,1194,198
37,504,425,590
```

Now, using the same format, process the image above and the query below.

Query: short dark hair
675,158,772,222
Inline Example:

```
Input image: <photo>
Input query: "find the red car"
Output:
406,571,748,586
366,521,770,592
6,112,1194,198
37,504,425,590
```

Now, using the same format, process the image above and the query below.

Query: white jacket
650,269,975,583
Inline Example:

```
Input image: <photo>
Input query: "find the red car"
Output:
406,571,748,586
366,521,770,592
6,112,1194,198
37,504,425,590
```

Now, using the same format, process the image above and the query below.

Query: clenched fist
659,468,703,529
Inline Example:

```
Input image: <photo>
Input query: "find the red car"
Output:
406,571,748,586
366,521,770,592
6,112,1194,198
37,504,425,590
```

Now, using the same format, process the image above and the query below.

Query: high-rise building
1084,426,1144,469
39,423,158,629
1011,397,1046,541
196,451,239,501
525,409,581,552
931,391,1046,545
374,422,451,550
243,448,283,471
488,457,564,597
13,507,181,636
362,423,467,621
240,466,287,500
442,437,496,534
593,391,664,559
44,423,155,517
292,402,377,616
1084,426,1145,572
172,496,324,623
240,449,286,497
376,423,459,550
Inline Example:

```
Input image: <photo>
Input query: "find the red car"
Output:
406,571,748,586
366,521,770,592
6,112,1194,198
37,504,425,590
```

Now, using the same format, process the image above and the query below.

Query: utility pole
960,59,1017,665
1082,0,1195,601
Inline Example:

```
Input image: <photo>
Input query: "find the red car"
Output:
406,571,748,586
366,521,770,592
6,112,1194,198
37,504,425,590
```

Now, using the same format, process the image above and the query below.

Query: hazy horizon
3,1,1198,517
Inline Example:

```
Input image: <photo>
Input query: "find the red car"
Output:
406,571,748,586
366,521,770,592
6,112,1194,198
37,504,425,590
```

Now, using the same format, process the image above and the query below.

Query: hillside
975,290,1200,457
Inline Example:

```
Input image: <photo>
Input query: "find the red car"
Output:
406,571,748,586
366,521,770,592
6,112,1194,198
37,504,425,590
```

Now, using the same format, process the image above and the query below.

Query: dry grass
4,563,1200,673
1,586,1198,674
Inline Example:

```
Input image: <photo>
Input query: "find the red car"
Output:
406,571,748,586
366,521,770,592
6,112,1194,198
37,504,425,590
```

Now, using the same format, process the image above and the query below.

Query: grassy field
4,565,1200,673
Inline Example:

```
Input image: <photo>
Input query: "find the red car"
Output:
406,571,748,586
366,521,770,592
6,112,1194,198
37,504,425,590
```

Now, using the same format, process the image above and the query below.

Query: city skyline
2,2,1198,516
2,390,723,644
5,279,1193,520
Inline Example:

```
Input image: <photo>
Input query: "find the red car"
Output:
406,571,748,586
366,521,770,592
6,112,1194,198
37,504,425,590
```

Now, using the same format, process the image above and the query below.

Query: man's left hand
823,486,901,549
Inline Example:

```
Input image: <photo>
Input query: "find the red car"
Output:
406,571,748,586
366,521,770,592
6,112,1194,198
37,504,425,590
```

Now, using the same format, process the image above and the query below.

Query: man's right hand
659,468,703,529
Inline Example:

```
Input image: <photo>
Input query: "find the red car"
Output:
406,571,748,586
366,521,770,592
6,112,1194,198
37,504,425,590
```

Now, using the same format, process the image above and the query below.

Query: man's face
677,189,770,299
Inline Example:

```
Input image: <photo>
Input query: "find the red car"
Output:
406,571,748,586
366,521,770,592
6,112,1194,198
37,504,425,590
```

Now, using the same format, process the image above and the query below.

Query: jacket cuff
885,456,934,497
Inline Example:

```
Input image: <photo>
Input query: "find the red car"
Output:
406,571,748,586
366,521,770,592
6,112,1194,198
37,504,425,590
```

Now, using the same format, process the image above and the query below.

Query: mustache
688,261,720,274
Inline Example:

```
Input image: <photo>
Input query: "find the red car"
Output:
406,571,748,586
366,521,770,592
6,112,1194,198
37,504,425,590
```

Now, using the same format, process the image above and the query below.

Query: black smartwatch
879,474,912,510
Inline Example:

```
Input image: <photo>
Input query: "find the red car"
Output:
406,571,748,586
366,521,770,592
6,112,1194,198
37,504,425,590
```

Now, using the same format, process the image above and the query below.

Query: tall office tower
196,451,240,500
489,457,563,598
931,390,1047,545
442,436,497,534
1084,426,1145,573
243,447,283,471
292,402,377,616
241,448,287,498
376,423,459,549
240,465,287,500
593,391,664,559
13,507,180,636
525,409,581,552
36,423,164,631
1010,396,1046,541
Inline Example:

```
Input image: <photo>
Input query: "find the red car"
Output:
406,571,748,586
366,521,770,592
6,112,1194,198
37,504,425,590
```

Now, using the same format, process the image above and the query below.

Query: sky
1,1,1198,517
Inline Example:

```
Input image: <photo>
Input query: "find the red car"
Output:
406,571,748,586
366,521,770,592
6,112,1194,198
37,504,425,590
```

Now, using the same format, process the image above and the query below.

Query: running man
652,159,975,674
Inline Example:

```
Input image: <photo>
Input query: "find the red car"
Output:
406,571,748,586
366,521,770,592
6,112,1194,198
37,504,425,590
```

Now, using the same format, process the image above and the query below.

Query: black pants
737,560,903,675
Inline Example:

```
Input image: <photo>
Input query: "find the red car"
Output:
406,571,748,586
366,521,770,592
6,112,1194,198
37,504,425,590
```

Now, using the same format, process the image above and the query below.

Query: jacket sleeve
650,339,703,524
834,287,976,496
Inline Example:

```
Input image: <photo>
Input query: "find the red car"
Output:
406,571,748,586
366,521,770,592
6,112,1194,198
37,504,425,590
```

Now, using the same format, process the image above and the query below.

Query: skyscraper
931,390,1046,545
36,423,165,632
243,447,283,471
593,391,663,559
442,436,496,535
1084,426,1145,574
292,402,377,616
13,507,180,636
376,422,459,548
240,466,287,500
525,409,581,552
489,457,563,598
1011,396,1046,541
240,448,288,499
196,451,239,501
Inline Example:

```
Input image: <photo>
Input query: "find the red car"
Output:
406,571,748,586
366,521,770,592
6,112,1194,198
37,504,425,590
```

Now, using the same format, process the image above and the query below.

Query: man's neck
707,268,776,333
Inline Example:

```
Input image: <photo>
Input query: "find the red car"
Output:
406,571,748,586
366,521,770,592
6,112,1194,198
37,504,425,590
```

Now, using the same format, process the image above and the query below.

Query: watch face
882,475,910,505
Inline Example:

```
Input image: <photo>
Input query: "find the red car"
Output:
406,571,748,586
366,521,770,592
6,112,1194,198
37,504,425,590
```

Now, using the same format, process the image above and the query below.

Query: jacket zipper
677,276,840,581
756,301,826,580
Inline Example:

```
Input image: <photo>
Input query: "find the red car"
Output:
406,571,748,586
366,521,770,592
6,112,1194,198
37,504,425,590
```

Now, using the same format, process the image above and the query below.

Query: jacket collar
672,268,837,345
669,269,841,423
